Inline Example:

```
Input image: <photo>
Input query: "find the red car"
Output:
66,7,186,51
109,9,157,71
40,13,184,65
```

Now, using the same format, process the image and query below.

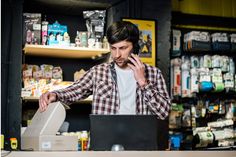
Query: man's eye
120,47,127,50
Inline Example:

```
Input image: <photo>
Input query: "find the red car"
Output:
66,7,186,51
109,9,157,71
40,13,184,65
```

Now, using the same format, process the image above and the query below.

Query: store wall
172,0,236,18
141,0,172,88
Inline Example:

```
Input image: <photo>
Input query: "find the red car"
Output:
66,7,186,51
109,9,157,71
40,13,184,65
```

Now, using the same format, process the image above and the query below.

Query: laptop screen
89,114,168,151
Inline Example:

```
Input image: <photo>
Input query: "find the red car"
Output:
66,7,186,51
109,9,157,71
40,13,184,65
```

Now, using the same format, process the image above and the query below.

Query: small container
1,134,4,150
41,16,49,45
102,36,109,49
10,138,17,150
80,32,88,47
81,131,88,151
75,31,80,47
95,39,102,49
76,132,82,151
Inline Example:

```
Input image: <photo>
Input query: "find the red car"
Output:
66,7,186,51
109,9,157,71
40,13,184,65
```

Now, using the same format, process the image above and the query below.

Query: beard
114,57,129,68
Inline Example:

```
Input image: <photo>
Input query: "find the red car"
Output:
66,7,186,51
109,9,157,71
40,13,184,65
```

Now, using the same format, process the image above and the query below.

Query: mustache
114,58,129,63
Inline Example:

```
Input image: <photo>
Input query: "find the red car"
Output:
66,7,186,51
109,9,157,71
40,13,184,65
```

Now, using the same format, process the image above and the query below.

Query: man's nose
114,49,121,58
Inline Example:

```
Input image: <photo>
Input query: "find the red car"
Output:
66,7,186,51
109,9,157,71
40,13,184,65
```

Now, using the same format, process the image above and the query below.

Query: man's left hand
128,53,147,88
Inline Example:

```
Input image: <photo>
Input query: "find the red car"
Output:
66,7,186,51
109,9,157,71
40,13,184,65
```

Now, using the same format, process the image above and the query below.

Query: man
39,21,170,119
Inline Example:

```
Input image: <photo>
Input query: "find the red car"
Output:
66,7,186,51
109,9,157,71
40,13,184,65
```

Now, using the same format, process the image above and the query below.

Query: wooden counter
4,151,236,157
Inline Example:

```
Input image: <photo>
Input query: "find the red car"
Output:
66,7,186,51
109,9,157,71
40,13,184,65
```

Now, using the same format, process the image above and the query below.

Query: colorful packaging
23,13,41,45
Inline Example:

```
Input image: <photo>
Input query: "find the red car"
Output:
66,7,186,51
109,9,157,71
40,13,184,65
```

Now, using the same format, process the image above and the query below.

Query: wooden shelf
23,44,110,59
22,95,93,104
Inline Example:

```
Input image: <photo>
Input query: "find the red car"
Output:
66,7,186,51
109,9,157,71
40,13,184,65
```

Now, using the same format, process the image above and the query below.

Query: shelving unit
24,44,110,59
169,27,236,150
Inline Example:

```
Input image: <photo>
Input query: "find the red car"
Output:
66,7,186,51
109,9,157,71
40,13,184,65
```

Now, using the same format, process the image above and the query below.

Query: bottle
181,57,191,97
10,138,17,150
95,38,102,49
81,131,88,151
26,29,32,44
31,32,35,44
41,15,49,45
63,32,70,46
87,33,95,48
229,58,235,74
76,131,82,151
102,36,109,49
80,32,88,47
75,31,80,47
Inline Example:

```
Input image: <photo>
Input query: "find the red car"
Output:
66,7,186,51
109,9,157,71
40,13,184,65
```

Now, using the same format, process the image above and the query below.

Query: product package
211,33,231,51
47,21,68,46
23,13,42,45
83,10,106,42
183,31,211,51
230,33,236,52
172,30,182,57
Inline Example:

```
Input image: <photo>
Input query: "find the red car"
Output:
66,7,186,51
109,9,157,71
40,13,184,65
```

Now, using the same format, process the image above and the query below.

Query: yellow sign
122,18,157,66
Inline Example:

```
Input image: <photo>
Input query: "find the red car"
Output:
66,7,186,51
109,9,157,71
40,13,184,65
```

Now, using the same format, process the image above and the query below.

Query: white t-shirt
115,64,137,114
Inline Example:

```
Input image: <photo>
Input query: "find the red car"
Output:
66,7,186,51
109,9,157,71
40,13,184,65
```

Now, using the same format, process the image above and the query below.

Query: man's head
106,21,140,68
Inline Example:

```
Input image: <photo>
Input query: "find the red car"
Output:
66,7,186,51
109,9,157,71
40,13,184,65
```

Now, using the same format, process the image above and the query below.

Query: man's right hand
39,92,57,112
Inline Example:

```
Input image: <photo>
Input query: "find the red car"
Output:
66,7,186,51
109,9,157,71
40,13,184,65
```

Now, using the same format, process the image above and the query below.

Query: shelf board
22,95,93,104
23,44,110,59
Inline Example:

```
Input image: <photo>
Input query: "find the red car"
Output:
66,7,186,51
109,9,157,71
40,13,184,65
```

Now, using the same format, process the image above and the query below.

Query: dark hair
106,21,140,54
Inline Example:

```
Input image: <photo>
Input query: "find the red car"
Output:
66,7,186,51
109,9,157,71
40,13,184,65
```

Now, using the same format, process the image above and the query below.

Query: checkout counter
3,150,236,157
4,102,234,157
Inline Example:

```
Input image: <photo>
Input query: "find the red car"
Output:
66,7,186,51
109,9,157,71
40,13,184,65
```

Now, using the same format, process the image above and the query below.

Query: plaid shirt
54,62,170,119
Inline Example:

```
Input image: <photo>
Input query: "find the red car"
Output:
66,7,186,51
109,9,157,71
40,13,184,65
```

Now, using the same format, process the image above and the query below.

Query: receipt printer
21,101,78,151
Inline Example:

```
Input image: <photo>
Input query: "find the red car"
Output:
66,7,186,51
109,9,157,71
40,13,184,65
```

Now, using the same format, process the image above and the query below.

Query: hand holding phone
127,53,147,88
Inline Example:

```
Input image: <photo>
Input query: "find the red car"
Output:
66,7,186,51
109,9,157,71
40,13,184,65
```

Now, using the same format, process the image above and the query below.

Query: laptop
89,114,168,151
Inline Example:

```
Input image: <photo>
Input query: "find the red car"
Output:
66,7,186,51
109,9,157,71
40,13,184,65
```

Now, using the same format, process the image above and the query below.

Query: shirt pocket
96,80,113,99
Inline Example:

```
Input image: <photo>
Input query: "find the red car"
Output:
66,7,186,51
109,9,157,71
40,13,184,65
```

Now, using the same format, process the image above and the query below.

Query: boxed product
230,33,236,52
211,33,231,51
172,30,181,57
47,21,68,46
183,31,211,51
23,13,41,45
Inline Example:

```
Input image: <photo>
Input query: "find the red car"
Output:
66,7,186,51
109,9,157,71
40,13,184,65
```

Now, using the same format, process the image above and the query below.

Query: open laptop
89,114,168,151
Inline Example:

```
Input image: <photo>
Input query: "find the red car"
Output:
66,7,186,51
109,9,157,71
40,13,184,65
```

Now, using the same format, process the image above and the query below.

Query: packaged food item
23,13,41,45
52,66,63,80
74,69,86,81
41,64,53,79
22,64,64,97
10,138,18,150
83,10,106,42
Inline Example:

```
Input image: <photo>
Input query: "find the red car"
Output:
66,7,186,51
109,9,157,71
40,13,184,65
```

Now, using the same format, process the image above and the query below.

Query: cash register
21,101,77,151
